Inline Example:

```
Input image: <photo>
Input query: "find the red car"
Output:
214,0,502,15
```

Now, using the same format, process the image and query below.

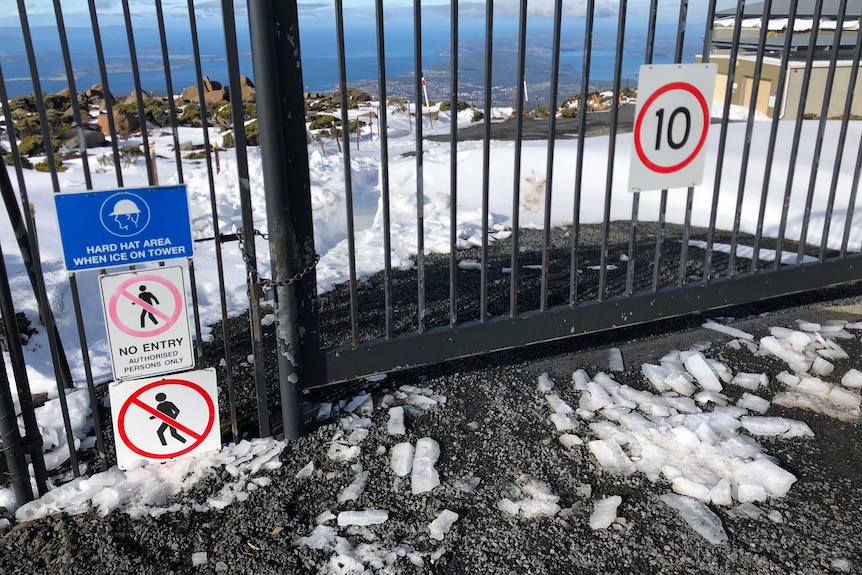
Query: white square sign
628,63,717,193
99,266,194,380
109,368,221,470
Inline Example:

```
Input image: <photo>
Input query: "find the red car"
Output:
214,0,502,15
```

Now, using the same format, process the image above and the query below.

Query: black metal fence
1,0,862,506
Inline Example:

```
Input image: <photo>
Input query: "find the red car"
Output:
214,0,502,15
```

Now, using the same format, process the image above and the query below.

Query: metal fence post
247,0,322,439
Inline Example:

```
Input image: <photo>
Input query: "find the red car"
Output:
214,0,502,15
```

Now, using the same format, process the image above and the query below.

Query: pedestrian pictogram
100,267,194,380
109,369,221,470
628,63,717,193
55,185,193,271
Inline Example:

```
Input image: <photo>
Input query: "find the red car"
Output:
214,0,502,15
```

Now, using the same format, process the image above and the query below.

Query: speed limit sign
628,63,717,192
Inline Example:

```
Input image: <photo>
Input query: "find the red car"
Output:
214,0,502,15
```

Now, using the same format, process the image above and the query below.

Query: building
702,0,862,118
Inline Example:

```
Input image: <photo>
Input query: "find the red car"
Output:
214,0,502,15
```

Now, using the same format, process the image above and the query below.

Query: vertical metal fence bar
221,0,270,437
652,0,687,291
414,0,427,332
87,0,124,185
821,11,862,262
52,0,92,189
480,0,494,321
570,0,594,306
121,0,155,186
448,0,459,325
375,0,395,337
540,0,563,313
680,0,718,287
774,2,823,270
703,0,744,283
0,243,43,499
751,0,799,270
841,132,862,257
0,346,32,505
509,0,528,317
68,274,107,470
334,0,361,344
625,0,659,297
0,142,49,495
598,0,627,302
155,0,184,183
797,0,848,264
16,0,80,477
728,0,773,277
188,0,238,441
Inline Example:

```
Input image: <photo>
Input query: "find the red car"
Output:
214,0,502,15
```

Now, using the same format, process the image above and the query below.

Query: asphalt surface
1,224,861,574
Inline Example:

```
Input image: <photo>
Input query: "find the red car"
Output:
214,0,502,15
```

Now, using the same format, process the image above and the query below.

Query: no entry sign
628,63,717,192
100,266,194,380
109,369,221,470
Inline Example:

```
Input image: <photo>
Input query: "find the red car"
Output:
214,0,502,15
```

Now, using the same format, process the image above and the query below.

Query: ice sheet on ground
14,438,285,521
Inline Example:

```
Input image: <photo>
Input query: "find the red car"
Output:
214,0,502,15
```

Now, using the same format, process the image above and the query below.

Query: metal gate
1,0,862,506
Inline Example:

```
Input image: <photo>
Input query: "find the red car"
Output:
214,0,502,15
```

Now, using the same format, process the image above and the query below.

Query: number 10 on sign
628,64,717,193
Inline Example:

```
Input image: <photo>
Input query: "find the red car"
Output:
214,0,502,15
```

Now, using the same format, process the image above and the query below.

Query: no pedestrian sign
55,185,193,271
100,266,194,380
109,369,221,470
628,64,717,193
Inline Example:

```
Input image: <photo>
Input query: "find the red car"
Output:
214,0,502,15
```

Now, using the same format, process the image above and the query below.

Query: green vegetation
114,98,170,127
439,99,469,112
34,154,67,172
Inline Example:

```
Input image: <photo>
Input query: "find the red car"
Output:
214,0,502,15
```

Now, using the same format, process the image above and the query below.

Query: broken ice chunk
390,442,414,477
549,413,577,432
734,458,797,499
388,406,406,436
841,369,862,389
545,394,574,414
429,510,459,541
337,470,370,503
671,477,710,502
588,439,634,475
337,510,389,526
660,493,728,544
702,321,754,340
736,393,770,414
609,348,624,372
191,552,208,566
559,434,584,448
642,364,672,392
731,372,767,391
537,373,555,393
589,496,622,530
811,357,835,376
411,438,441,494
683,352,723,392
740,416,790,436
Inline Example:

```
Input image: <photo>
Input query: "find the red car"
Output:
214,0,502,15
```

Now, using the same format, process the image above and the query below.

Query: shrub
178,103,201,125
308,114,338,131
471,110,483,122
439,99,469,112
243,103,257,121
531,106,550,119
18,135,46,157
34,153,67,172
559,106,578,118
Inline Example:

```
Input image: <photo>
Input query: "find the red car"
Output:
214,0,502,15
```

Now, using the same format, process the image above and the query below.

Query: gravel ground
1,224,861,574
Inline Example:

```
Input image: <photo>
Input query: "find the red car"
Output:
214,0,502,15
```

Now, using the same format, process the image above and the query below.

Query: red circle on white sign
117,379,215,460
108,273,183,338
633,81,710,174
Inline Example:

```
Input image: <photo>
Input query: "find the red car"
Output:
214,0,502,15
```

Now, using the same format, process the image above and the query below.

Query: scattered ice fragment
192,552,208,566
702,321,754,340
411,438,441,494
387,406,406,436
337,510,389,526
740,416,791,436
327,442,361,462
588,439,634,475
559,434,583,448
811,357,835,376
344,393,372,414
549,413,577,431
458,259,482,270
537,373,555,393
428,510,459,541
453,477,481,493
337,470,370,503
390,443,414,477
767,509,783,523
683,352,723,392
841,369,862,388
831,558,854,573
660,493,728,544
609,348,624,372
545,394,573,414
733,458,797,499
736,393,770,414
671,477,710,502
589,495,622,530
727,502,763,520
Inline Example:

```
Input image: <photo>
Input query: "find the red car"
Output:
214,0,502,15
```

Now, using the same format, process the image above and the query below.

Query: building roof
716,0,862,18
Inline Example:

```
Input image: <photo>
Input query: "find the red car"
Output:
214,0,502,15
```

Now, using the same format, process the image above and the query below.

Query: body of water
0,14,701,103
